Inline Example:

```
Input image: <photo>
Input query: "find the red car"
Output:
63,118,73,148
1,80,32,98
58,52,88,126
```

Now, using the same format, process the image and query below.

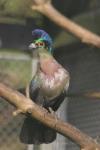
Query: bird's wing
29,76,40,103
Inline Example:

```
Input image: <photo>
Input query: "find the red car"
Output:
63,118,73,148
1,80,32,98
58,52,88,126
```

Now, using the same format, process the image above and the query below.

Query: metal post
40,98,68,150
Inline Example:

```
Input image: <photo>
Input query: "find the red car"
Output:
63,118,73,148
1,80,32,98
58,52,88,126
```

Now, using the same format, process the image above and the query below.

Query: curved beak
29,43,36,49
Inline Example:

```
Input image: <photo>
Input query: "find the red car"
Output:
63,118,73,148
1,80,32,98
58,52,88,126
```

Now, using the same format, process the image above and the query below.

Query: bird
20,29,70,144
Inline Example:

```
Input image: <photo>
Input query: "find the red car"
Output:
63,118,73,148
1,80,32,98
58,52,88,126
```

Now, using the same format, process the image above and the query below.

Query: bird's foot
48,107,58,120
13,109,23,116
39,105,49,119
48,107,55,114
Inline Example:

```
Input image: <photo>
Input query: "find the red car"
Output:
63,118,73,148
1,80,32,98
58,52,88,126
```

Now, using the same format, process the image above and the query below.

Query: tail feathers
20,117,56,144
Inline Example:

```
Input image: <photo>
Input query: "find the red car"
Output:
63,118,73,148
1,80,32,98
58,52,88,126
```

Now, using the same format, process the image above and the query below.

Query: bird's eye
35,42,44,47
40,42,43,46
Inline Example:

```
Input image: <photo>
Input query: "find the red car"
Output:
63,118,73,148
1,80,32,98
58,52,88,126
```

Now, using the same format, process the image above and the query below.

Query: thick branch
32,0,100,48
0,83,100,150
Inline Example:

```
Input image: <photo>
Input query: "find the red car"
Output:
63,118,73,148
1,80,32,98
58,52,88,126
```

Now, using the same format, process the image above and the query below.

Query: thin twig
31,0,100,48
0,83,100,150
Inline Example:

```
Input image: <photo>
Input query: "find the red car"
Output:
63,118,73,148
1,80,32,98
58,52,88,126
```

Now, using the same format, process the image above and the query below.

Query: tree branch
0,83,100,150
31,0,100,48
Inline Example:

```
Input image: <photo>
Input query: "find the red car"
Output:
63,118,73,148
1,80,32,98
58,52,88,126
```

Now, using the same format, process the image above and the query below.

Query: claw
48,107,58,121
48,107,55,114
13,109,22,116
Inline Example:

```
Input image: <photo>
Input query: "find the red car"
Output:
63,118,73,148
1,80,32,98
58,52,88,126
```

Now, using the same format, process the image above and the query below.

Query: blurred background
0,0,100,150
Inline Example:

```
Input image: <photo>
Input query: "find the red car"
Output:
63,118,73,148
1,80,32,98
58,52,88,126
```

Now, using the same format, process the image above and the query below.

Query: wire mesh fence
0,51,69,150
0,51,32,150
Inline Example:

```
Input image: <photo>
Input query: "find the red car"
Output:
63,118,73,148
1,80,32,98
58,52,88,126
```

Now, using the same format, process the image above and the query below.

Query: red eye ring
35,42,44,47
40,42,43,46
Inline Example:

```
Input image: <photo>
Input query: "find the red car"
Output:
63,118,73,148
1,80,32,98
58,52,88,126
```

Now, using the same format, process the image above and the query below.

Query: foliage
0,0,32,17
0,50,31,88
0,0,41,24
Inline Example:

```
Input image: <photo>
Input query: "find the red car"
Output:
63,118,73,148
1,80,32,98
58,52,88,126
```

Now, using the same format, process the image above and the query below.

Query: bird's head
29,29,53,53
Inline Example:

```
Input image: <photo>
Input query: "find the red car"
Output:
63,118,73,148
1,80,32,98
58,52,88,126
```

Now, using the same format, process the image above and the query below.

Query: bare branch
0,83,100,150
31,0,100,48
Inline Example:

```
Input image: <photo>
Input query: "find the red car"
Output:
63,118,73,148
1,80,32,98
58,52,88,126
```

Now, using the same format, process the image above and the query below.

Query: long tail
20,117,56,144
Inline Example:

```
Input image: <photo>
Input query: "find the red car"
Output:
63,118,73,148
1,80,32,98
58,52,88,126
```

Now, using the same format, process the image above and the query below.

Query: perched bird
20,29,70,144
